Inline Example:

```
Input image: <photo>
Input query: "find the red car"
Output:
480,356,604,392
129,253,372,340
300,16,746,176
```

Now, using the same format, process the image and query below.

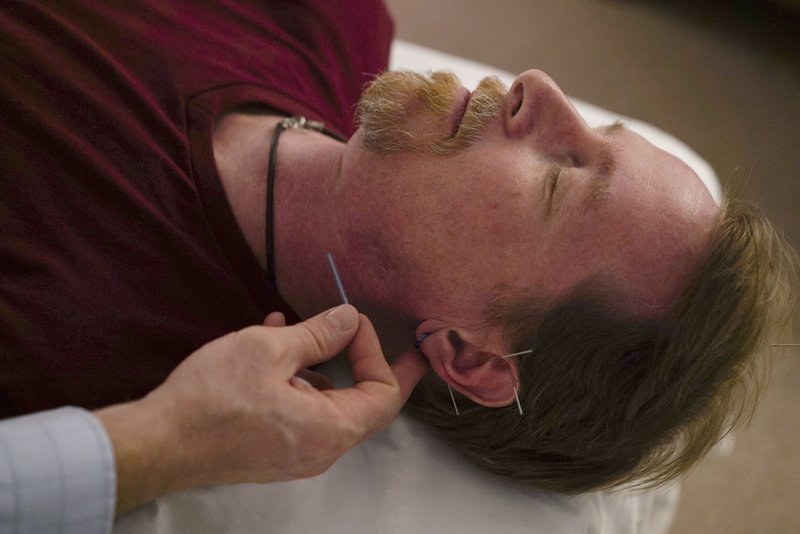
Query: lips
451,87,471,137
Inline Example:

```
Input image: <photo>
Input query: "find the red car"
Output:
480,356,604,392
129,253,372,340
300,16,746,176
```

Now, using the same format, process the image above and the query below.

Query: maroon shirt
0,1,393,416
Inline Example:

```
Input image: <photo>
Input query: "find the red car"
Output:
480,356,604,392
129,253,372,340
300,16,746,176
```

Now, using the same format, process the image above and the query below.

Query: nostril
511,83,524,116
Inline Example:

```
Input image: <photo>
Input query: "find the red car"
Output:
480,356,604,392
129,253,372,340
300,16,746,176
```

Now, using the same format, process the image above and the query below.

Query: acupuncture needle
502,351,530,415
292,253,347,391
327,252,349,304
502,349,533,359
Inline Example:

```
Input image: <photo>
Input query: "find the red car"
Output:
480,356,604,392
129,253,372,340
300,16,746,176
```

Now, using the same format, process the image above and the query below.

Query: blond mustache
357,71,506,155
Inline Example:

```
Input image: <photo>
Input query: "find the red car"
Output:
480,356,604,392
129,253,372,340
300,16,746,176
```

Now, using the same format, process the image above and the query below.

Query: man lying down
351,67,795,491
0,0,795,529
328,69,796,493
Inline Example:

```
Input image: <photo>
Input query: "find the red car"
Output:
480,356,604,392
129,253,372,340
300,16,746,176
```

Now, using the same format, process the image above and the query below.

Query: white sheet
114,39,722,534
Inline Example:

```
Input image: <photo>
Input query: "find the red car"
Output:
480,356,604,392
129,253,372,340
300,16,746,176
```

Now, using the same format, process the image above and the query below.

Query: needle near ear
502,349,533,359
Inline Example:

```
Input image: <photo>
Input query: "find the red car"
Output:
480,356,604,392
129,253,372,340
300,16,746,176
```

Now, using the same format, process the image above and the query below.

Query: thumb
287,304,360,369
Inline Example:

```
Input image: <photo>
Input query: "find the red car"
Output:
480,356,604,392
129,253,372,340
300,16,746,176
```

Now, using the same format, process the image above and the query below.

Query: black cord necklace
265,115,346,289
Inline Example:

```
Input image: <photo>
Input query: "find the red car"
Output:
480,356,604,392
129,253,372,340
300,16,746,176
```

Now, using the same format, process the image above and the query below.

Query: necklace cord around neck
265,116,346,290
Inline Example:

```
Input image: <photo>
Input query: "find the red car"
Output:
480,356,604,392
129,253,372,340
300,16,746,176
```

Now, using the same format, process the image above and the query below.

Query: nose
506,69,593,159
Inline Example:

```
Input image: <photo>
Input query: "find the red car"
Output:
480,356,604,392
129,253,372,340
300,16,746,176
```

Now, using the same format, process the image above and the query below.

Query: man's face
339,70,718,322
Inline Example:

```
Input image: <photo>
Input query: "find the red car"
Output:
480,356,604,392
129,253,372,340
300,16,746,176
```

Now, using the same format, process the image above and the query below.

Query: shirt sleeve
0,407,116,534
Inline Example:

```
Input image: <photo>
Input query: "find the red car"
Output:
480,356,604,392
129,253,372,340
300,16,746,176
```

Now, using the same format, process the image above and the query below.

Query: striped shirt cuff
0,407,116,534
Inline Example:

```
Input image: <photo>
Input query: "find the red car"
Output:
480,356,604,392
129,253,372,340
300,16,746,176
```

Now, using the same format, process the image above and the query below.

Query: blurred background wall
384,1,800,532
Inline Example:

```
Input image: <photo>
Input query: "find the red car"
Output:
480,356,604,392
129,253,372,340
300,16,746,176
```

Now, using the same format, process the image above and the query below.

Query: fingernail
325,304,358,331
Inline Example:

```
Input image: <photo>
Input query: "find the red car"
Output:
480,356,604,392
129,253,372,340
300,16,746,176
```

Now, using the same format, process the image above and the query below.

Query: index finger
345,314,428,403
343,314,395,387
389,350,429,404
328,316,428,437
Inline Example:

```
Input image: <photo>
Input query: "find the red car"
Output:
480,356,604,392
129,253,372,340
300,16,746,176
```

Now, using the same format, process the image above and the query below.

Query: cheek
544,204,688,309
530,209,616,298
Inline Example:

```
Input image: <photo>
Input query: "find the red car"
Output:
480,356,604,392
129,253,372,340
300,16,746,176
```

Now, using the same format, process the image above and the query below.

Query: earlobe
415,324,518,408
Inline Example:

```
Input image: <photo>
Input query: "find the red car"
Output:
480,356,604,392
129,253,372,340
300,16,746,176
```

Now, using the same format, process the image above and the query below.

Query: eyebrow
586,121,624,206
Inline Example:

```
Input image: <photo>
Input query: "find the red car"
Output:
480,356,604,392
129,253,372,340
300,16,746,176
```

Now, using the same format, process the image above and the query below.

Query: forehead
609,128,715,215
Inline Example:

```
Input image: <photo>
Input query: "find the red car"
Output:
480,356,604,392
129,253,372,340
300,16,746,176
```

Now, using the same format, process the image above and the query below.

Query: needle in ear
513,386,523,416
502,349,533,359
448,384,460,416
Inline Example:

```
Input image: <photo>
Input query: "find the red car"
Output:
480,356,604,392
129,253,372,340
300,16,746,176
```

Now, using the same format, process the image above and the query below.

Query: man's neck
213,112,347,319
213,111,422,361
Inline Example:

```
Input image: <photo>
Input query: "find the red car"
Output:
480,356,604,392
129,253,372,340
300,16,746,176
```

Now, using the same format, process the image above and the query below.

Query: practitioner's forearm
95,398,188,516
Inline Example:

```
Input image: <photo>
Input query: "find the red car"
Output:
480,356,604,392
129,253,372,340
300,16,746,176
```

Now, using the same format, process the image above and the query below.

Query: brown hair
407,198,797,493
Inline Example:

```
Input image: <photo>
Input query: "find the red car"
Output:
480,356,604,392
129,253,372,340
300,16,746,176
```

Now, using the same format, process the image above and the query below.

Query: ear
415,322,518,407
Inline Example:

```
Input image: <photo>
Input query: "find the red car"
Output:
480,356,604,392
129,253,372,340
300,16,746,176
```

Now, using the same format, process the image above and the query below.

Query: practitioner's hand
96,305,428,515
262,310,334,390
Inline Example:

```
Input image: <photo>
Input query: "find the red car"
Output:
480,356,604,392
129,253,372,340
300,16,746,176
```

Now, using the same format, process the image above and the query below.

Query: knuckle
317,421,358,460
337,420,363,451
309,459,335,478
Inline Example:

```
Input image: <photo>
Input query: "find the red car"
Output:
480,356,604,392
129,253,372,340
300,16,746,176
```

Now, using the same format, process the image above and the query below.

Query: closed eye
546,163,564,199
